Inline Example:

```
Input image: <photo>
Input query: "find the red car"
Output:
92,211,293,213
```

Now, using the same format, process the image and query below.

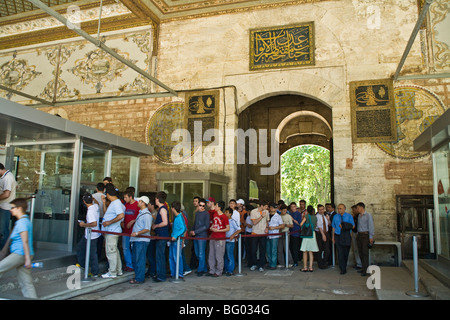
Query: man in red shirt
206,197,216,234
207,200,229,277
122,190,139,272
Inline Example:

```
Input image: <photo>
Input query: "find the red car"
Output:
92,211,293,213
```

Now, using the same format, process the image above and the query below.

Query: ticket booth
156,171,229,227
0,99,152,252
414,108,450,262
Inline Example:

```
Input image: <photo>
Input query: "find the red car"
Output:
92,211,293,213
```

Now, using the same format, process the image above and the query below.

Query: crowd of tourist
0,161,375,298
75,178,375,284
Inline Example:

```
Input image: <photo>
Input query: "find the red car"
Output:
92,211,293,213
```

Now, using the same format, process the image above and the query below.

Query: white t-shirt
0,171,16,210
268,213,284,239
232,210,240,226
85,204,100,239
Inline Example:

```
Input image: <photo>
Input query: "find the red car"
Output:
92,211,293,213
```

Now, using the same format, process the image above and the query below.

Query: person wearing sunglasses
189,199,210,276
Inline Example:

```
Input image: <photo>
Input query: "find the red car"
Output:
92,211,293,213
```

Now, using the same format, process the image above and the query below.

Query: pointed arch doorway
236,94,334,204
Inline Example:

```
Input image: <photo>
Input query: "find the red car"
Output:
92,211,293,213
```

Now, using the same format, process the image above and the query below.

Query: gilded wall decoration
37,45,79,101
249,22,315,71
69,45,137,93
184,90,220,146
429,0,450,72
146,101,195,164
376,85,446,159
0,52,42,99
0,27,152,103
350,79,397,143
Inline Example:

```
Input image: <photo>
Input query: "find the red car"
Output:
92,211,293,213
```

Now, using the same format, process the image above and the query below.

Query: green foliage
280,145,331,207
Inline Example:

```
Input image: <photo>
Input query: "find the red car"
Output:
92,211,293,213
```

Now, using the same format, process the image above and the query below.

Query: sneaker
250,265,257,271
259,267,265,272
183,270,192,276
101,272,117,279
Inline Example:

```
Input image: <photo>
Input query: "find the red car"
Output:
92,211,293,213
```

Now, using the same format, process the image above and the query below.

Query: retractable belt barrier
91,228,301,240
83,228,303,282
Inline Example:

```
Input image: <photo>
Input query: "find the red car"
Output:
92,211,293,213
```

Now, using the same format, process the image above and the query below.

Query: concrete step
403,259,450,300
0,252,77,296
0,253,134,300
374,266,431,300
419,258,450,289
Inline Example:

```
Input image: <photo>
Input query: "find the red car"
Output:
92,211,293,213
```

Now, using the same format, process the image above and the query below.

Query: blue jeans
131,241,149,282
155,239,167,281
182,240,191,272
169,240,184,278
122,236,133,269
76,237,99,275
146,240,156,277
224,242,235,273
194,239,207,273
266,238,279,268
0,208,11,248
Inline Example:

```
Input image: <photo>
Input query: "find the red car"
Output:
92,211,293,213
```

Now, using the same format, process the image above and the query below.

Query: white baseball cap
237,199,245,205
137,196,150,205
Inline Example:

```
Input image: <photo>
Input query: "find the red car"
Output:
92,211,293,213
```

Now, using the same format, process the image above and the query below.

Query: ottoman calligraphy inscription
350,79,397,143
250,22,315,70
185,90,220,147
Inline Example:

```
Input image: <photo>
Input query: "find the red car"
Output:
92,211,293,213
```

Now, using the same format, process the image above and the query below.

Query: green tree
280,145,330,208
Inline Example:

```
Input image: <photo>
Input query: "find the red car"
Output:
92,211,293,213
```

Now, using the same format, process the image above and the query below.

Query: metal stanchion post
30,194,36,225
406,236,429,297
81,228,95,282
171,237,184,283
285,231,289,269
236,234,246,276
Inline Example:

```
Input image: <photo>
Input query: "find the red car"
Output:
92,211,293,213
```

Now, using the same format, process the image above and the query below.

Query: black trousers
315,231,330,269
356,233,370,272
250,236,267,268
289,236,301,264
244,232,253,267
335,234,351,272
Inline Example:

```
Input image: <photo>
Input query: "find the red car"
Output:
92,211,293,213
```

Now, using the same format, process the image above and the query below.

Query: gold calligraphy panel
350,79,397,143
184,90,220,146
249,22,315,71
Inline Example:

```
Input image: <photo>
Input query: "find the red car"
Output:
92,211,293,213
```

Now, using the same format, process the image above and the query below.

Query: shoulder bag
300,215,313,238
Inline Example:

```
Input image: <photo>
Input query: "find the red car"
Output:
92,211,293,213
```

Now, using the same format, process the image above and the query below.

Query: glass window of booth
434,142,450,260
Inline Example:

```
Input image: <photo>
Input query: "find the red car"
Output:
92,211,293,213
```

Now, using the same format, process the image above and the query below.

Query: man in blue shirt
288,202,302,267
101,184,125,278
332,203,354,274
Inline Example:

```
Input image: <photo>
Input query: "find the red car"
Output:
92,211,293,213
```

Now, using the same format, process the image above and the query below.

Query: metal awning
414,107,450,153
0,97,153,156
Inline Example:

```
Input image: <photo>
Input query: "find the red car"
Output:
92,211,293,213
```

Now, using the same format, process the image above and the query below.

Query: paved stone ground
70,265,376,300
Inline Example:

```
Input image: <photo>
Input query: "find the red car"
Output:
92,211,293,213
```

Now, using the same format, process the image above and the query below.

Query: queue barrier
83,228,331,282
